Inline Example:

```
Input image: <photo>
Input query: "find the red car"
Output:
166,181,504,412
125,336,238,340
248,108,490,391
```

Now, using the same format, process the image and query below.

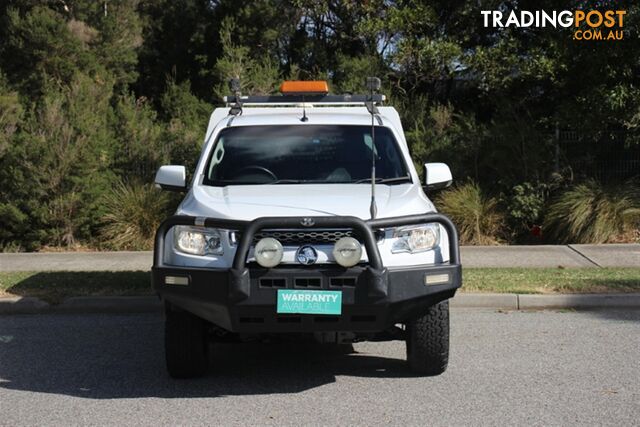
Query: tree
0,0,638,249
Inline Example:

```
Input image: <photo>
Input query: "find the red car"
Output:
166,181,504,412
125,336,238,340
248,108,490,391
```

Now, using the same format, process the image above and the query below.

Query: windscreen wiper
355,176,412,184
206,179,272,186
262,179,304,184
207,179,328,186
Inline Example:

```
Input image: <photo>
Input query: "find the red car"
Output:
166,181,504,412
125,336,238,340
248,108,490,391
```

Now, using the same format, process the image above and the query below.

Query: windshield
203,125,410,185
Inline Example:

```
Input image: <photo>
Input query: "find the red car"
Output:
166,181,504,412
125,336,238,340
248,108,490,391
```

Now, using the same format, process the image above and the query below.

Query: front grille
231,229,354,246
259,278,286,288
255,229,355,245
330,277,357,287
231,228,384,246
294,278,322,288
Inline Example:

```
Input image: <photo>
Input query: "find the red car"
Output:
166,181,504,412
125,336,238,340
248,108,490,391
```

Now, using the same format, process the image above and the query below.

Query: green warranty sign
277,290,342,315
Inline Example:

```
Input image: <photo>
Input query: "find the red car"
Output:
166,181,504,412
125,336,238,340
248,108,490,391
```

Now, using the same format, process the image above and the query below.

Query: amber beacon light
279,80,329,95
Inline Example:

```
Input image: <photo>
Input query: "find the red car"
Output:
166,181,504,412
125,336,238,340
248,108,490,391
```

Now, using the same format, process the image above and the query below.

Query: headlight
174,226,223,256
254,237,284,268
333,237,362,267
391,224,440,254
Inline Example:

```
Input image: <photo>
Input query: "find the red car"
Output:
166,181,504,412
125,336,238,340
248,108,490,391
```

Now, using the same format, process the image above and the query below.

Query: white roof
228,108,374,126
208,106,405,142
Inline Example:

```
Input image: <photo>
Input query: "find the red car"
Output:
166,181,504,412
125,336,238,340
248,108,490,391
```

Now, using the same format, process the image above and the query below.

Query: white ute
152,79,462,378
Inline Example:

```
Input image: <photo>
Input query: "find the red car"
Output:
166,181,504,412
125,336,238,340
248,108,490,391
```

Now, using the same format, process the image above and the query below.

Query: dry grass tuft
436,182,505,245
543,180,640,244
100,182,170,250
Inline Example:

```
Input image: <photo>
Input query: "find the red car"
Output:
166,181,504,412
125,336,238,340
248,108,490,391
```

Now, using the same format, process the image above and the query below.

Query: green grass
463,268,640,294
1,268,639,304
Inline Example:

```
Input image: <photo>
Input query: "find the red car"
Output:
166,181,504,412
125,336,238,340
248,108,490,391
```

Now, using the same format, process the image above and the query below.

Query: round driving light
332,237,362,267
254,238,283,268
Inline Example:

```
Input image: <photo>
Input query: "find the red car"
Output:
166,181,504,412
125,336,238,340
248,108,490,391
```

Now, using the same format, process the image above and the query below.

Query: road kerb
450,293,518,309
1,294,639,314
518,293,640,309
56,296,162,313
0,296,50,314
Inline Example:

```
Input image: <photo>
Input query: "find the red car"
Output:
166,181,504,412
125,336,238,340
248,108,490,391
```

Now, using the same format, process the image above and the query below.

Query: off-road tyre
405,300,449,376
165,305,208,378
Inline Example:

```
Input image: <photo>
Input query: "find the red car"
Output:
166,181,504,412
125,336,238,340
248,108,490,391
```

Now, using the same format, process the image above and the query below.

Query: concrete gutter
450,293,640,310
517,293,640,309
0,296,50,314
0,296,162,314
55,296,162,313
2,293,639,315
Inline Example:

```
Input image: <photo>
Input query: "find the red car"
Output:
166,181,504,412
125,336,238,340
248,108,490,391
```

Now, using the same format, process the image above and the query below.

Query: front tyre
405,300,449,376
165,304,208,378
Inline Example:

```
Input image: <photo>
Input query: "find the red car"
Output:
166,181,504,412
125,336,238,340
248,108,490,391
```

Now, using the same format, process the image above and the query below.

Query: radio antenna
365,77,381,219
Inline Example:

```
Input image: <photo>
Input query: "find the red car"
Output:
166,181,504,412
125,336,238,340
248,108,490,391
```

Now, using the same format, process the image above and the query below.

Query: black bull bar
154,213,460,300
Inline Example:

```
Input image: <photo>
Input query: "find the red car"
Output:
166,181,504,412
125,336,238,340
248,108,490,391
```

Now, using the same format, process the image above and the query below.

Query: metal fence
556,129,640,183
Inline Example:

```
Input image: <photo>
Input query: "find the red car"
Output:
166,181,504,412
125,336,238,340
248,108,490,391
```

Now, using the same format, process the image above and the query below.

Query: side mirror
155,165,186,192
424,163,452,191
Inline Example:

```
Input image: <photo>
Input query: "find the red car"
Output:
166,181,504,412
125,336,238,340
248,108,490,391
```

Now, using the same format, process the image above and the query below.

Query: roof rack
223,94,385,107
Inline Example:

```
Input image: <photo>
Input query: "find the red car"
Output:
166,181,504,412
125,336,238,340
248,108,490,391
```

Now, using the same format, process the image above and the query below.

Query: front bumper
152,213,462,333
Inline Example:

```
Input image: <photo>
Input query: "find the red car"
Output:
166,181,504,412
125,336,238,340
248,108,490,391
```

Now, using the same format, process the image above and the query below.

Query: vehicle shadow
0,314,416,399
4,271,152,304
577,307,640,322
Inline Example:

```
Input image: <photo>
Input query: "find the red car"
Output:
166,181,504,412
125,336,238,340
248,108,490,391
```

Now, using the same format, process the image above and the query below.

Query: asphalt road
0,309,638,426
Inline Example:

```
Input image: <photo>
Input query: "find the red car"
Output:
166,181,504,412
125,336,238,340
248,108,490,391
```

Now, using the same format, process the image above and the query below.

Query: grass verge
0,268,639,304
463,268,640,294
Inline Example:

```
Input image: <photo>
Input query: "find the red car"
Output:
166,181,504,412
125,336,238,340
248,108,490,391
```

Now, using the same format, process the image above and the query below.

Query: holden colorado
152,78,462,378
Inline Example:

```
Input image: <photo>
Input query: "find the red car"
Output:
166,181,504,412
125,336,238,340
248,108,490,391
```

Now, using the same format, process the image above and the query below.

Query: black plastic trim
153,263,461,333
224,94,385,104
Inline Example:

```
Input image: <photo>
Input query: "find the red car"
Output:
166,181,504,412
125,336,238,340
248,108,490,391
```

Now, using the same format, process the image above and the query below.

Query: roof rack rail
223,94,385,107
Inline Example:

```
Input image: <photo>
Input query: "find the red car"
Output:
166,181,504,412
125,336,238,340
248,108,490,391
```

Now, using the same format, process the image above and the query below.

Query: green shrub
505,182,550,240
507,182,548,225
543,180,640,244
100,182,170,250
435,182,505,245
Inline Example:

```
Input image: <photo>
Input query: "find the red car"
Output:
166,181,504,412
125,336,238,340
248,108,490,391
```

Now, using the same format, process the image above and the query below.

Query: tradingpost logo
481,9,627,41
